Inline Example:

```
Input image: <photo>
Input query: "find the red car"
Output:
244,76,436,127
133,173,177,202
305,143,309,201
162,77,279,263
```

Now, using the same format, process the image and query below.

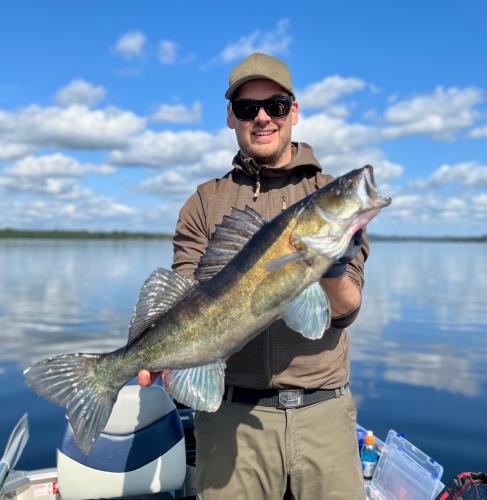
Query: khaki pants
194,390,365,500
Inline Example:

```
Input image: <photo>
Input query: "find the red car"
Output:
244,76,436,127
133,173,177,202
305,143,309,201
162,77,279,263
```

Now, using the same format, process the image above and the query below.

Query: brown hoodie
172,142,368,390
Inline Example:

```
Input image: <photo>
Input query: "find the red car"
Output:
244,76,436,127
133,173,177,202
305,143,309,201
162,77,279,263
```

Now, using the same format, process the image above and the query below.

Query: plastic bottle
361,430,379,479
356,428,366,451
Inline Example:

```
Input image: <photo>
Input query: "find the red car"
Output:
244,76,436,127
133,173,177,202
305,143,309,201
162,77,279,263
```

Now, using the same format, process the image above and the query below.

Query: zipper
259,175,271,383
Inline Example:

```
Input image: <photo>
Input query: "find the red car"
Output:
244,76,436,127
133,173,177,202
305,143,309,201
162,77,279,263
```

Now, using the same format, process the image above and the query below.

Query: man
139,52,367,499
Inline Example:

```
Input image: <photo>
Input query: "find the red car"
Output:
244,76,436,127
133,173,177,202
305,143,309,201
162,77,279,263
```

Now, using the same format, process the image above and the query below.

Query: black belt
224,383,349,409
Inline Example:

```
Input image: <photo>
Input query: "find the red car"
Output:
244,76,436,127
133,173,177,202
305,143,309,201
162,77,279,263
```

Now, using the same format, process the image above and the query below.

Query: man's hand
320,229,364,318
322,229,363,279
137,370,161,387
320,273,361,318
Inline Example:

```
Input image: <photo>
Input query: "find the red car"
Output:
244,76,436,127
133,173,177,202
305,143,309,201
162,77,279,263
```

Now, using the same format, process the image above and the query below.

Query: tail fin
24,353,122,455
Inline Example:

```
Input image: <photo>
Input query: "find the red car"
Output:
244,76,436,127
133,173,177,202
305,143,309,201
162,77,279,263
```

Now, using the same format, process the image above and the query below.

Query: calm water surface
0,239,486,482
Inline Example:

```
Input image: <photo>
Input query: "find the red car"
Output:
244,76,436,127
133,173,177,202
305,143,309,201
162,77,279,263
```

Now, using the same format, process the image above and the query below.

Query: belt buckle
278,389,303,408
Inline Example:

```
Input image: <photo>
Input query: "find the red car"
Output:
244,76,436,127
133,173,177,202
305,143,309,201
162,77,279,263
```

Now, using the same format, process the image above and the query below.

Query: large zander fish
24,165,391,454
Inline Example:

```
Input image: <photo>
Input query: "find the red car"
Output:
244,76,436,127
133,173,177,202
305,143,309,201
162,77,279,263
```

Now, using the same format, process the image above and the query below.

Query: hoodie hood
232,142,322,180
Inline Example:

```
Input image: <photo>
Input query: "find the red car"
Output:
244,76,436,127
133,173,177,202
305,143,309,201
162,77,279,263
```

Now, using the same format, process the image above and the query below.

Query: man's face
227,79,298,168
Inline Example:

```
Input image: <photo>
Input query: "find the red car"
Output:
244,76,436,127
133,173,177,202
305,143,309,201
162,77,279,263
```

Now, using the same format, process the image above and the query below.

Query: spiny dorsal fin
195,206,265,282
128,268,193,341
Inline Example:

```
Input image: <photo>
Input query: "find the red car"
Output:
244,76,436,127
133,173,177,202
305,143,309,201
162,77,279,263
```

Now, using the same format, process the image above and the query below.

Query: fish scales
128,207,307,370
23,166,391,454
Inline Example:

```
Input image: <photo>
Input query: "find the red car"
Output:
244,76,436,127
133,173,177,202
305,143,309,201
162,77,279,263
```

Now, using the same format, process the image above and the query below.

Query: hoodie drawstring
254,171,261,200
281,193,287,211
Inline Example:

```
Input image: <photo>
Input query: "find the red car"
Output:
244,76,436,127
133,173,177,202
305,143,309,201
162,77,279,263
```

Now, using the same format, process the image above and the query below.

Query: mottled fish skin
23,165,391,454
125,208,322,370
124,166,388,371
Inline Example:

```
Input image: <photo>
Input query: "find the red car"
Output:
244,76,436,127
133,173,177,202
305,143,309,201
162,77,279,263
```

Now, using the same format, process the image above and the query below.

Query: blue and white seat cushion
57,385,186,500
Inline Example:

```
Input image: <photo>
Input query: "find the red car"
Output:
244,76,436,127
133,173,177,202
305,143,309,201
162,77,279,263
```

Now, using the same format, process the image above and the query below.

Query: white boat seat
57,385,186,500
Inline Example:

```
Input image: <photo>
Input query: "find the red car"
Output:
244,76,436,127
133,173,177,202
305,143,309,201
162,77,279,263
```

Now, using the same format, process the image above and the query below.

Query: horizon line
0,228,485,242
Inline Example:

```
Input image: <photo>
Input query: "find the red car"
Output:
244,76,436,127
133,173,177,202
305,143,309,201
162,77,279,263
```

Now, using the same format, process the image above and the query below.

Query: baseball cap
225,52,295,100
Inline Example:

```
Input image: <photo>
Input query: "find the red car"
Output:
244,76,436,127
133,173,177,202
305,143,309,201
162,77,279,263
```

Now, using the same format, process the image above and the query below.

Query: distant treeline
0,228,486,242
368,234,487,243
0,228,173,240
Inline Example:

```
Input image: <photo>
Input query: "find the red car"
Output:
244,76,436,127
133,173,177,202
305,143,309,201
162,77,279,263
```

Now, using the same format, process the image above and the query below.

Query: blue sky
1,1,486,236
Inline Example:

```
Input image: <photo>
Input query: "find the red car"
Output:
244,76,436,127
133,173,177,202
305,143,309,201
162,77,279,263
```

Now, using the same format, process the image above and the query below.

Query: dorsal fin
128,268,193,341
195,206,265,282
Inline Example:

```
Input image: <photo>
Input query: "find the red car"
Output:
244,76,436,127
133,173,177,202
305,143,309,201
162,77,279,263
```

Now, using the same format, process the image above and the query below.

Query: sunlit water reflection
0,239,486,481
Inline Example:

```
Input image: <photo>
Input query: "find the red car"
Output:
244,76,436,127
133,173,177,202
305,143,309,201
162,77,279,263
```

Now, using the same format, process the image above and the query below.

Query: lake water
0,239,486,483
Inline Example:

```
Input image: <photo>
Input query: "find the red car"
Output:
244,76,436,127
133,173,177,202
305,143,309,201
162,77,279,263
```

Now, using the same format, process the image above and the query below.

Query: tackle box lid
368,429,444,500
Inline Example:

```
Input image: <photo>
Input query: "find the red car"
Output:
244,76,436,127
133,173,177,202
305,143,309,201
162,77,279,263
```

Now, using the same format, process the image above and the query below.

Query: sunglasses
231,95,293,121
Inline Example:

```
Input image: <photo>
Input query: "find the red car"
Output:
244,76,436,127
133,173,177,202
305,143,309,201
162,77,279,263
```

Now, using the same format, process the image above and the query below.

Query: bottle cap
364,430,375,445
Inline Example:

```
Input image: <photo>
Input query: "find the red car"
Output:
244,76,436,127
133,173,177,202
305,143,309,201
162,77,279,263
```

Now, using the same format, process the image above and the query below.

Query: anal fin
163,360,226,412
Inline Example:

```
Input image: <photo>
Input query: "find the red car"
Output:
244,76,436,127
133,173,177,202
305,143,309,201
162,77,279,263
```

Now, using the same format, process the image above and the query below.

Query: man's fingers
137,369,161,387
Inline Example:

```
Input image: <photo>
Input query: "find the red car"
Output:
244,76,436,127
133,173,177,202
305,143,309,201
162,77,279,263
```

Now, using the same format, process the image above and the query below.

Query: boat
0,385,446,500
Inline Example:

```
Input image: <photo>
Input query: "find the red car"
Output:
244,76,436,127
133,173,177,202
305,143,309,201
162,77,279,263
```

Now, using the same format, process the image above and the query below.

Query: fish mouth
351,165,391,233
312,165,392,238
359,165,392,210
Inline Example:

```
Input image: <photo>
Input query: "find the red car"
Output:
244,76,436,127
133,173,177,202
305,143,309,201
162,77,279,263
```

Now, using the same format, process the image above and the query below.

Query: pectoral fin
266,252,306,272
281,282,331,339
163,360,226,412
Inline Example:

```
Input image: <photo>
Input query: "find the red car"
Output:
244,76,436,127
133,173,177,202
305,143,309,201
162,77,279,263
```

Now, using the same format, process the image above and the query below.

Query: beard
237,134,292,168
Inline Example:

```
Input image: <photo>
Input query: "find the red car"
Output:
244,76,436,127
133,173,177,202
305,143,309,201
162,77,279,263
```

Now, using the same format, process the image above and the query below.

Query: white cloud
0,105,145,152
374,186,487,236
0,154,115,196
4,154,115,178
1,191,136,229
54,79,106,107
2,70,486,237
0,142,35,161
159,40,178,64
383,86,483,140
444,198,466,209
390,194,423,208
138,147,236,200
298,76,366,110
189,148,236,175
415,162,487,189
151,101,202,124
317,150,403,186
114,31,146,58
469,124,487,139
139,169,195,198
212,127,239,151
108,129,213,167
294,112,380,156
471,194,487,221
281,104,404,186
0,175,76,195
0,156,137,231
217,19,292,64
472,193,487,207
